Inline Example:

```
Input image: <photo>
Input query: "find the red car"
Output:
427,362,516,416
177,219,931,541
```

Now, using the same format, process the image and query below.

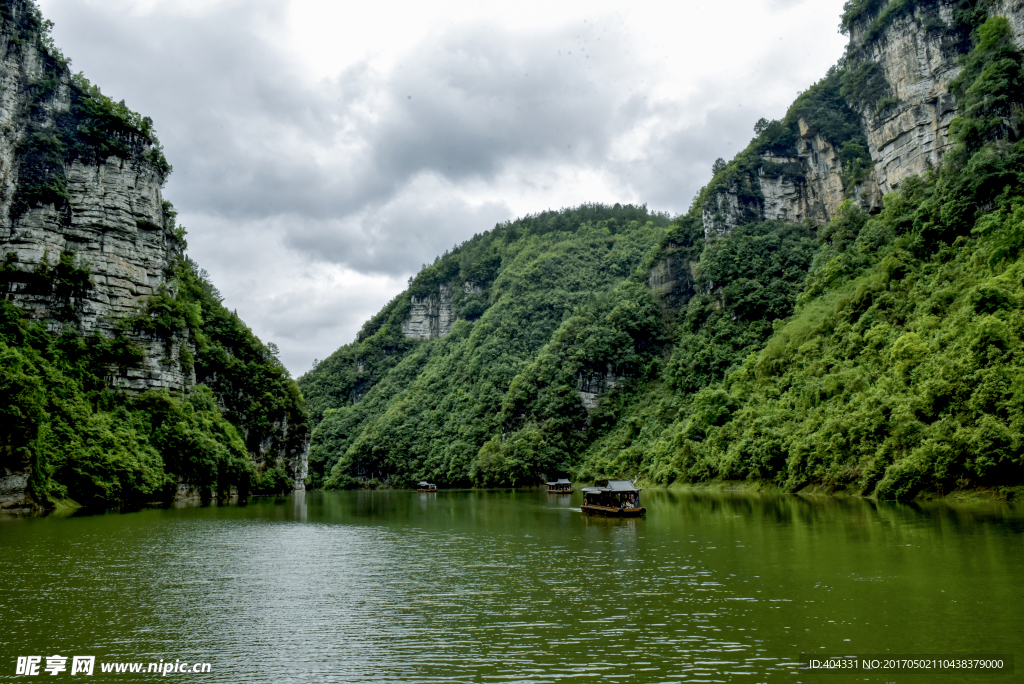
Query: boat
580,480,645,516
417,481,438,493
546,478,573,493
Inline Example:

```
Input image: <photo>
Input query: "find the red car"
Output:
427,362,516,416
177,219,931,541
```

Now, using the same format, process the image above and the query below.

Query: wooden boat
417,481,438,493
581,480,646,516
546,478,573,493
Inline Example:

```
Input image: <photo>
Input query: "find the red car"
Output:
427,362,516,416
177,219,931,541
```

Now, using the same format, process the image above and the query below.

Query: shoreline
5,481,1022,520
636,479,1024,505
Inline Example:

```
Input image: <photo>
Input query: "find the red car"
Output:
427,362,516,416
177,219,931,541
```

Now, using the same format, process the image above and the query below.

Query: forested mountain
300,204,672,488
0,0,307,510
301,2,1024,499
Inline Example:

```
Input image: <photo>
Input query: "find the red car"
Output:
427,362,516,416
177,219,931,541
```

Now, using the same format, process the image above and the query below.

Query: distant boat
581,480,645,516
546,478,573,493
417,481,438,493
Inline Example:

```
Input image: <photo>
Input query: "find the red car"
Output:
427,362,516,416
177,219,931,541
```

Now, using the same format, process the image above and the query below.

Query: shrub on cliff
0,250,310,507
0,296,256,508
5,0,171,221
590,17,1024,500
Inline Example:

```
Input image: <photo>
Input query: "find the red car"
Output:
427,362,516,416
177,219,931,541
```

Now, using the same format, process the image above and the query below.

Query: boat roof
546,478,571,485
582,479,640,493
417,481,433,487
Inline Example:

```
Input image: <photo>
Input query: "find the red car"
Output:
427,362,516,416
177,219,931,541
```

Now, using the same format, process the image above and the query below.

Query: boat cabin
580,480,645,516
546,478,573,493
417,481,438,493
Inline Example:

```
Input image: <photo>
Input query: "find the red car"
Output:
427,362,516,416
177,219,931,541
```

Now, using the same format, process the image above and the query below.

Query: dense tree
305,18,1024,500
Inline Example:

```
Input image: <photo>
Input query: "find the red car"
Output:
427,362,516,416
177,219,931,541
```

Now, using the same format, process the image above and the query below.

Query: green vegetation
0,0,306,509
0,251,309,508
584,16,1024,499
299,204,670,488
840,60,894,115
304,16,1024,501
127,257,310,476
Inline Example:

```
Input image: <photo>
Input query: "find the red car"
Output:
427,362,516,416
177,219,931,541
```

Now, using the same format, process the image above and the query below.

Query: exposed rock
258,413,309,489
844,1,1024,196
703,128,882,240
994,0,1024,45
848,2,964,193
648,250,697,312
577,365,621,411
702,188,743,238
402,282,457,339
701,0,1023,237
0,6,306,497
0,468,32,510
0,18,188,393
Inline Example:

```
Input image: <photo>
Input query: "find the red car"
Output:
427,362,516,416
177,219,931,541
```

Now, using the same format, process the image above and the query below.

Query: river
1,489,1021,682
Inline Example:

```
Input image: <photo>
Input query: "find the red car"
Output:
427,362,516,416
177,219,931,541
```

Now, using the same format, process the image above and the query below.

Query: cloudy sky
38,0,849,377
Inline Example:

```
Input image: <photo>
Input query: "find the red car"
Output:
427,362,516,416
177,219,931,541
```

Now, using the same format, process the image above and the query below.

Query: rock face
0,10,188,392
577,366,621,411
3,160,189,391
701,187,744,238
995,0,1024,40
0,4,307,499
855,0,1024,193
702,137,883,240
258,415,309,492
401,282,457,339
702,130,883,240
701,0,1023,238
0,467,30,510
648,249,697,312
847,1,965,194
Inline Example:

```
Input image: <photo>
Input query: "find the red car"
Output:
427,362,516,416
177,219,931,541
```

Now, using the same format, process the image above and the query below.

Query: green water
0,489,1021,682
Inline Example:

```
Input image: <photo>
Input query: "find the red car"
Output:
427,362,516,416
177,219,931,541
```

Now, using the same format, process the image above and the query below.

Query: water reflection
292,490,306,522
0,488,1021,683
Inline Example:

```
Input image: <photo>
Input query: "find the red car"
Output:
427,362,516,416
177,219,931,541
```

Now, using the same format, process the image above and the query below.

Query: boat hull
417,489,437,493
581,504,646,517
547,488,573,494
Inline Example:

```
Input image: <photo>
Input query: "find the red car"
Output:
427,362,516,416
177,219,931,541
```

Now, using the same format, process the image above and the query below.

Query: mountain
301,0,1024,500
0,0,308,510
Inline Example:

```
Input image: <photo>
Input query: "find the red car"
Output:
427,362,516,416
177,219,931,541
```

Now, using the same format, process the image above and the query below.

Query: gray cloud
375,27,624,180
40,0,848,373
47,1,647,275
283,192,513,273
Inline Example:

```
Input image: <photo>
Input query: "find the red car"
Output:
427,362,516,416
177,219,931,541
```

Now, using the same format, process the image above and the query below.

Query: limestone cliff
850,0,1024,192
701,0,1024,238
846,0,967,194
401,283,456,339
0,0,187,392
401,281,484,340
577,366,621,411
0,1,308,506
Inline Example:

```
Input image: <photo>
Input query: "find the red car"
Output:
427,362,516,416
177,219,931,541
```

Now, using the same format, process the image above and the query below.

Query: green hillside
300,204,671,488
302,16,1024,500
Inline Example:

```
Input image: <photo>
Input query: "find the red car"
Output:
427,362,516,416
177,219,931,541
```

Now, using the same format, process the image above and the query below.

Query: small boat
417,481,438,493
546,478,573,493
581,480,645,516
